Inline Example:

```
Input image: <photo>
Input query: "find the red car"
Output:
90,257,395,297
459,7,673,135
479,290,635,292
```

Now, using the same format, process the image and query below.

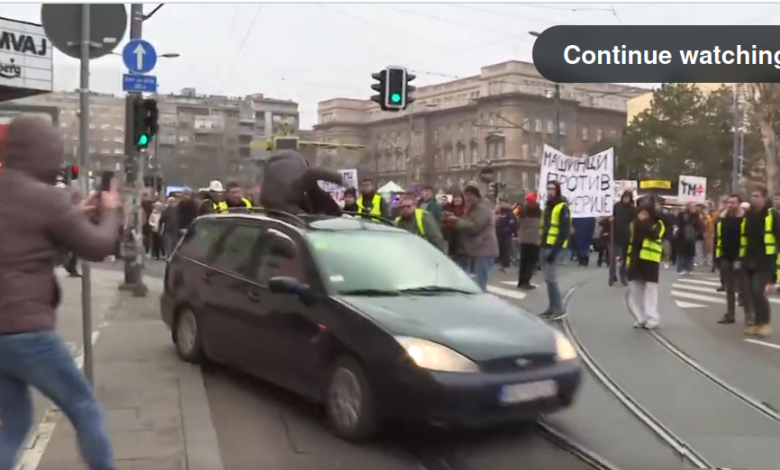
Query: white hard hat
208,180,224,192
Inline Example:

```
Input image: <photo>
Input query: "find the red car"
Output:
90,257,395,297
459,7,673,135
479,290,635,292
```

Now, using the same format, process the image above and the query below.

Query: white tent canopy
377,181,404,194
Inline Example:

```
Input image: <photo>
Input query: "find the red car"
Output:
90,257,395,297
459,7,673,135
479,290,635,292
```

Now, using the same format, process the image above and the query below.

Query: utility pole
554,83,562,150
78,4,95,385
119,3,148,297
731,84,742,193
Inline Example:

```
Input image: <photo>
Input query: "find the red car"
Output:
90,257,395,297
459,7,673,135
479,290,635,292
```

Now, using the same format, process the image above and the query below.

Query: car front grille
479,353,557,373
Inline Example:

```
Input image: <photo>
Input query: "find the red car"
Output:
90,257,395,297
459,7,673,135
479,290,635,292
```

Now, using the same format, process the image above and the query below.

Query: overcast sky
5,3,778,128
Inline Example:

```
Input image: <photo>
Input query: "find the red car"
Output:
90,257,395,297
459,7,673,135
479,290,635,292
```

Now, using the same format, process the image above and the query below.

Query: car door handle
247,290,260,302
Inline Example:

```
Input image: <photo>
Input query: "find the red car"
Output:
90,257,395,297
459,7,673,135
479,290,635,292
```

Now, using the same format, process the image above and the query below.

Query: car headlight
554,332,578,361
395,336,479,373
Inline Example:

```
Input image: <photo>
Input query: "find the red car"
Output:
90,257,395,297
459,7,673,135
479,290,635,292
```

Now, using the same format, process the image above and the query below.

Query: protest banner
537,145,614,218
614,179,638,201
318,168,358,207
678,175,707,202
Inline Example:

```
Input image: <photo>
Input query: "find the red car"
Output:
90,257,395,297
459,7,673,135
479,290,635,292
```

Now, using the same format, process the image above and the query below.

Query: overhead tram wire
370,4,519,36
318,5,405,65
142,3,164,21
216,4,264,90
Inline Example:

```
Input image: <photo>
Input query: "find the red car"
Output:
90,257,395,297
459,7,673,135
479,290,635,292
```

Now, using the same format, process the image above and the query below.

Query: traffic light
131,97,159,150
68,165,78,181
371,66,415,111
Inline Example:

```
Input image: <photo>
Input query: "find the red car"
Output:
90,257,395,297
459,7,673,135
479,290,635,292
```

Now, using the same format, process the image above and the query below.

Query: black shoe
609,279,615,287
539,309,553,318
716,287,726,293
551,310,567,321
517,283,536,290
718,315,735,324
621,280,629,287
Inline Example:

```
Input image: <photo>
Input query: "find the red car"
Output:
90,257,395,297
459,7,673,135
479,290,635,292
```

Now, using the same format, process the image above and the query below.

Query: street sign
122,74,157,93
122,39,157,74
41,4,127,59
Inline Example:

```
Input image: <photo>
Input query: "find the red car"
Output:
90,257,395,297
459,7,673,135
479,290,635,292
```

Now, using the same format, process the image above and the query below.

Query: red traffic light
68,165,78,180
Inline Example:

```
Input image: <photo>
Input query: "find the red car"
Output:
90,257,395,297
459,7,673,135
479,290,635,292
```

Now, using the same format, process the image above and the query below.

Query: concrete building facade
13,88,299,187
313,60,644,194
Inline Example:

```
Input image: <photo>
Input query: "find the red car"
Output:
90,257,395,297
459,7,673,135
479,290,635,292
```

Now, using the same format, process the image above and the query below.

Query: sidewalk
19,269,224,470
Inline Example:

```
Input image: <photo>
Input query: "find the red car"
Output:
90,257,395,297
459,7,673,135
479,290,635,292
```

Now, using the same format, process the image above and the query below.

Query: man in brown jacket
0,115,121,470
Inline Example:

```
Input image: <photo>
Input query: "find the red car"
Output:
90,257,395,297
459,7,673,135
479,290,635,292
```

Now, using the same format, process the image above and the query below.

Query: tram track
559,277,780,469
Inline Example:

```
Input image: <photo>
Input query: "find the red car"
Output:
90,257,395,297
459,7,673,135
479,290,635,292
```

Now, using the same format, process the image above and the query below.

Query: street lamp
529,31,562,150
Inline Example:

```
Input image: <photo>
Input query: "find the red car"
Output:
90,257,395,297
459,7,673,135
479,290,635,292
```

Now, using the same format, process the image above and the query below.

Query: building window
533,172,539,191
470,146,478,163
546,120,554,134
534,119,542,133
596,128,603,142
522,119,531,131
610,129,618,139
458,148,465,165
497,140,505,159
522,143,529,159
581,127,589,141
521,171,528,190
559,121,567,135
535,143,542,160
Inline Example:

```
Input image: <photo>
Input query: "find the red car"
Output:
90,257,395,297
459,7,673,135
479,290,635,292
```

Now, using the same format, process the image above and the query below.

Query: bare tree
745,83,780,194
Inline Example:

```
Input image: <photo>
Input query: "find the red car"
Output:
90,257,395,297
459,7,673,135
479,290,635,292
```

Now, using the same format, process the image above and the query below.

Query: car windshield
305,230,482,296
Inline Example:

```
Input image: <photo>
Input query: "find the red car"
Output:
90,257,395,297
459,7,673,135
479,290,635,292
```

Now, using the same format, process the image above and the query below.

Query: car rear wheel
174,307,204,363
325,356,380,441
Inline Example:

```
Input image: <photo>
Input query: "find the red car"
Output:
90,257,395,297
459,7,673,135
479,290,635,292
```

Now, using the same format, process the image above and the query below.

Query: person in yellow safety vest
624,200,665,329
198,180,228,215
394,192,446,252
356,178,389,219
713,194,748,325
741,186,780,337
539,181,571,320
224,181,253,209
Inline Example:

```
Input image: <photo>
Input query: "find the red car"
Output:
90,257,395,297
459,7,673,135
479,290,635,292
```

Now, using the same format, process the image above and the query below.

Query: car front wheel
325,356,380,441
174,307,204,363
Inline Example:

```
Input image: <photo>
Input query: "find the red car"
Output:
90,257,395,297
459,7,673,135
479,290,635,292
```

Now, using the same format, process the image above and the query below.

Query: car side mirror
268,276,316,304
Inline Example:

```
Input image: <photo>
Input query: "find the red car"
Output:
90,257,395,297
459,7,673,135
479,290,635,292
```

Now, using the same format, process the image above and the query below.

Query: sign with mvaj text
677,175,707,202
537,145,615,218
318,168,358,207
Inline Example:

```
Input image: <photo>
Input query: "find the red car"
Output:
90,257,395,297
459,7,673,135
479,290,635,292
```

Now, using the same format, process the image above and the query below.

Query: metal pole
119,3,148,297
554,83,562,150
78,3,94,386
731,84,741,192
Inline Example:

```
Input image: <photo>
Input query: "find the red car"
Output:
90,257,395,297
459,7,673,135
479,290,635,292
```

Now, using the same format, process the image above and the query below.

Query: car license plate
499,380,557,405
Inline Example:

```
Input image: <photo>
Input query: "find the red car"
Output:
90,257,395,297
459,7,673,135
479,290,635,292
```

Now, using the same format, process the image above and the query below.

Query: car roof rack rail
340,211,395,227
225,207,307,227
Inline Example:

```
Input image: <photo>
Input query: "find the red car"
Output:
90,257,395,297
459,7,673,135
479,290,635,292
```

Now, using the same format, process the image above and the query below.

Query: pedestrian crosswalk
671,276,780,308
486,282,528,300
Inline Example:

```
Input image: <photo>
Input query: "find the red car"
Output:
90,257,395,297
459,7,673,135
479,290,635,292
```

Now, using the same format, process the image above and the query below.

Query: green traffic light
137,134,149,146
390,93,402,103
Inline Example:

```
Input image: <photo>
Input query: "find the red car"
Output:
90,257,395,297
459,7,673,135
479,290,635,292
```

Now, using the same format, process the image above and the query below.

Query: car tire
325,356,380,442
173,307,204,363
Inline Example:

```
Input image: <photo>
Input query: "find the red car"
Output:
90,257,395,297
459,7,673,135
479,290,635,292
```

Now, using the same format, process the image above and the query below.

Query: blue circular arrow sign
122,39,157,74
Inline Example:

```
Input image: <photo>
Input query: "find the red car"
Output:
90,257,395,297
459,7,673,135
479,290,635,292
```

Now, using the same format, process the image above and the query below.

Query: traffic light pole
118,3,148,297
78,4,95,386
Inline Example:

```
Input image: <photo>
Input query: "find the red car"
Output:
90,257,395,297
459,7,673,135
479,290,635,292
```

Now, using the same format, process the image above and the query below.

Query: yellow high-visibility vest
763,211,777,255
627,220,665,265
544,202,570,249
239,197,252,208
395,209,426,236
715,218,747,258
356,194,382,217
212,201,228,213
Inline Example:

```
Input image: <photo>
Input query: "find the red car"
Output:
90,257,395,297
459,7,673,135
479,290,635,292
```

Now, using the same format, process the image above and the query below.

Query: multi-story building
13,88,299,188
313,60,645,195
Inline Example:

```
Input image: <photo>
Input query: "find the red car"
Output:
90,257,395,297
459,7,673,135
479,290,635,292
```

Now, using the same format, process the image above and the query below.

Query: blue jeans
472,256,494,292
609,243,628,283
162,232,178,258
0,331,115,470
541,248,564,313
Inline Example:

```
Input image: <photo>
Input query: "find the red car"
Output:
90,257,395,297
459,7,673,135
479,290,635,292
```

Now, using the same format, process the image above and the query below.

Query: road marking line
670,290,726,304
675,278,722,287
675,300,707,308
500,281,516,286
745,338,780,350
672,284,725,295
487,285,527,300
14,327,105,470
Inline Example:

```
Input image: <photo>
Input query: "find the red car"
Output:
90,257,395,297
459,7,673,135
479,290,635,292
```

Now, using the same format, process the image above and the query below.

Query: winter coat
260,150,343,215
0,115,120,335
455,196,499,258
517,202,541,245
627,216,664,284
495,207,518,241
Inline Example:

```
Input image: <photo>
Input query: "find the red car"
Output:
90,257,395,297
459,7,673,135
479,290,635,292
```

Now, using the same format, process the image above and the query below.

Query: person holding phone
0,115,122,470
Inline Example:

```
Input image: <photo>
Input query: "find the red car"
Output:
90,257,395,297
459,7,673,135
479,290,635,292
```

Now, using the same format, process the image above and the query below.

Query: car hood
337,293,557,361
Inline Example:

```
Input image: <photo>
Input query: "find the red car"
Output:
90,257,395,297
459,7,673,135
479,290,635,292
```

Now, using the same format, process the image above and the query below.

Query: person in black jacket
611,190,636,286
675,203,701,274
742,186,780,337
713,194,747,324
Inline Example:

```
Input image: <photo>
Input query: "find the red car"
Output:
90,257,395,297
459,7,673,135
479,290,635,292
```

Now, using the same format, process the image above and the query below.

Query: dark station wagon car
160,210,582,441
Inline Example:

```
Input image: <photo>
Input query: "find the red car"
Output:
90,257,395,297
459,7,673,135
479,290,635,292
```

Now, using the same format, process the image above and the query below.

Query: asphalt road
201,363,602,470
568,278,780,470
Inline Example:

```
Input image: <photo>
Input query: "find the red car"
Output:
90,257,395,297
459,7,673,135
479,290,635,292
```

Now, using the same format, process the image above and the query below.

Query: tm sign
678,175,707,202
